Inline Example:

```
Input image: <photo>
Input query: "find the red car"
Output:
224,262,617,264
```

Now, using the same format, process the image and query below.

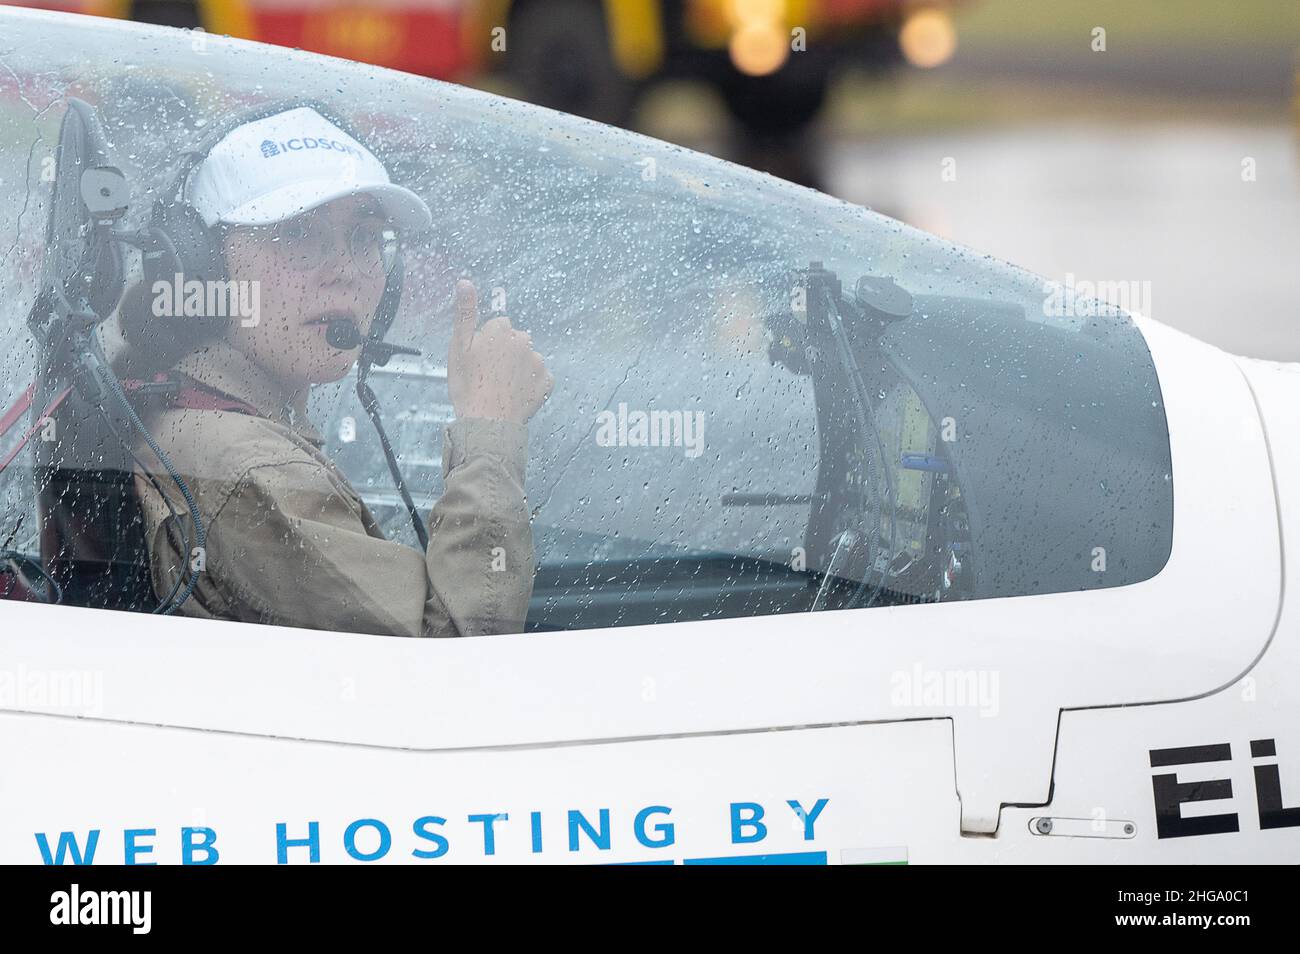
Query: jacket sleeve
424,417,536,636
188,417,534,637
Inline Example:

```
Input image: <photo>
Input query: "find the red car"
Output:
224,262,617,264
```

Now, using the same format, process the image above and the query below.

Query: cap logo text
259,136,363,160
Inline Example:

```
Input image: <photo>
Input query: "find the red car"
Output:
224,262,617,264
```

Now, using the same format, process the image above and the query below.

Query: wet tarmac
823,120,1300,361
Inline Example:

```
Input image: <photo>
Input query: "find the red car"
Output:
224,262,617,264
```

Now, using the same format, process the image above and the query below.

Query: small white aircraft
0,6,1294,865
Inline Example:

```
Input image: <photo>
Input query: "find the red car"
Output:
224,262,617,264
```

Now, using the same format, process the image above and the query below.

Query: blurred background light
900,8,957,69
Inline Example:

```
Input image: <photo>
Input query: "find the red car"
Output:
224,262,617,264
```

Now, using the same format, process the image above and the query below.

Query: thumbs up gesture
447,279,554,424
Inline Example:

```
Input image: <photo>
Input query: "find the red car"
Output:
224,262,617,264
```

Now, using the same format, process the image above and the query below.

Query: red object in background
0,1,475,82
819,0,905,23
251,6,472,79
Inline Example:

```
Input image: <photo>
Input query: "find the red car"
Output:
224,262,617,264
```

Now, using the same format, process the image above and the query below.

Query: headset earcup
150,198,226,287
146,198,227,328
123,199,229,372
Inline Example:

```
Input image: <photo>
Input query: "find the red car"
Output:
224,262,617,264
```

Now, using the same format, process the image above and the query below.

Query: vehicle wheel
508,0,636,127
130,0,201,29
720,61,829,137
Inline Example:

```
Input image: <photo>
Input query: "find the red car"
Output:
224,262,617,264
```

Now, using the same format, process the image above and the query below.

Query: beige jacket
131,341,535,637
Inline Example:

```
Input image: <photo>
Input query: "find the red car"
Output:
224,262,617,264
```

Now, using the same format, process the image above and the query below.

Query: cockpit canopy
0,9,1173,632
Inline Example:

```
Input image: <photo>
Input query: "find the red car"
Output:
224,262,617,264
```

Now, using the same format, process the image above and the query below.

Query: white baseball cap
186,106,432,231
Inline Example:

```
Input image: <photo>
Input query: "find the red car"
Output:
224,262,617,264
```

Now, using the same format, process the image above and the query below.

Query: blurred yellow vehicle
490,0,961,133
3,0,960,134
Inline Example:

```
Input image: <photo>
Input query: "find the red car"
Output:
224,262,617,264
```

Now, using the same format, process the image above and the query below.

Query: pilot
118,104,553,636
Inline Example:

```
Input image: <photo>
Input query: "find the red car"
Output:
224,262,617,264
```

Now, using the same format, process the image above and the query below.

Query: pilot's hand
448,279,554,424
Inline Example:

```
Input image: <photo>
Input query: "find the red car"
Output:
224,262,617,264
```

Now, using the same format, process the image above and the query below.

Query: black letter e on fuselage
1149,743,1239,839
